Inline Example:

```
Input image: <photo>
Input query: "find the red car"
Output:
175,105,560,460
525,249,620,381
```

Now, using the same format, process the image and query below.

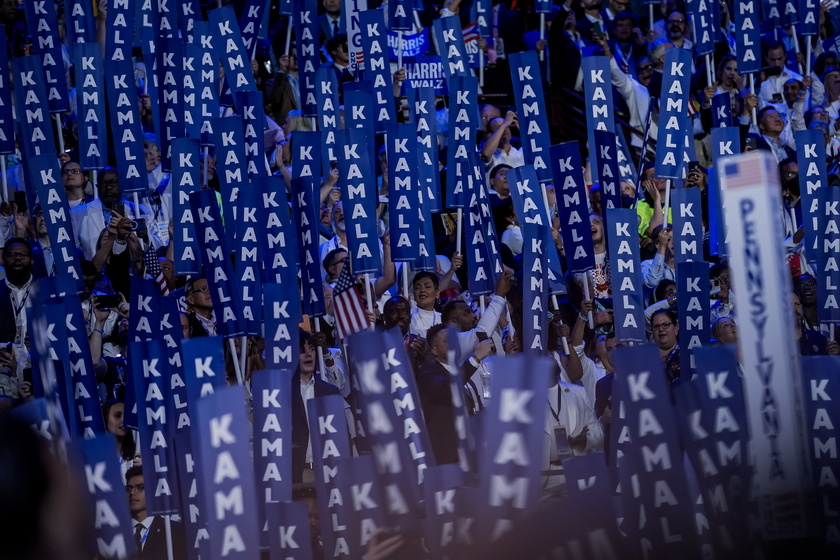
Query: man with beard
758,41,805,109
0,239,34,392
664,11,692,51
575,0,607,43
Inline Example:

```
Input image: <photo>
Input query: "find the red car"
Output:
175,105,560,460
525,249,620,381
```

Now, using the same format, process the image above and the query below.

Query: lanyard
547,386,561,422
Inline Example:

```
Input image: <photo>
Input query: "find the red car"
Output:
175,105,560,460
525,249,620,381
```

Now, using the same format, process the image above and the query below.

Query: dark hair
716,54,736,77
125,465,143,482
756,106,778,127
654,279,677,303
185,275,207,295
323,248,347,270
325,33,348,55
651,307,678,325
299,330,314,351
709,261,729,280
60,160,85,175
489,164,512,180
493,197,515,238
426,322,448,343
441,299,469,324
412,271,439,290
3,237,31,254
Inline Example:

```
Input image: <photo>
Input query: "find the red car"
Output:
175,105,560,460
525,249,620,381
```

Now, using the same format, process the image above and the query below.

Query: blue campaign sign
171,138,202,275
550,142,596,273
190,188,246,337
711,92,732,128
655,47,692,178
446,76,480,209
476,355,551,542
407,86,442,212
387,28,430,60
0,28,12,154
709,127,740,256
671,187,704,264
160,295,191,433
66,0,97,48
179,0,202,42
209,6,258,92
174,432,209,560
24,0,69,113
251,369,295,525
257,175,298,285
211,115,248,250
129,276,162,343
157,38,187,171
29,154,83,287
677,261,711,378
130,338,178,515
11,56,57,160
389,0,413,30
781,0,799,26
267,502,314,559
103,55,147,194
293,0,320,117
465,181,497,296
433,15,472,82
606,208,646,343
509,51,552,183
507,165,550,228
65,295,106,437
592,130,623,211
582,55,614,183
403,56,447,95
522,223,549,356
336,128,382,275
78,435,137,558
736,0,762,75
73,43,108,169
239,0,271,57
191,23,222,145
234,185,264,336
686,0,714,56
797,128,828,266
762,0,782,29
291,132,326,317
263,283,301,369
359,9,397,132
193,386,261,559
388,123,421,263
344,82,378,171
235,90,268,179
816,185,840,323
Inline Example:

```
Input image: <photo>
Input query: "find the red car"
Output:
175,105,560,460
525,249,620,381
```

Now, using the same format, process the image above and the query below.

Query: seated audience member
650,308,680,383
125,466,187,559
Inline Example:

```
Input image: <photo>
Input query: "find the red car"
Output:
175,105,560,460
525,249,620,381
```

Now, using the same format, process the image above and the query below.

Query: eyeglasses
125,483,145,494
664,288,677,297
189,284,209,295
652,322,674,331
6,252,31,259
668,18,686,24
638,65,653,72
63,168,83,175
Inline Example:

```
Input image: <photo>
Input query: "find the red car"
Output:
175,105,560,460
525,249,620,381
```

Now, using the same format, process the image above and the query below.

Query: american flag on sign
332,260,370,340
720,153,775,191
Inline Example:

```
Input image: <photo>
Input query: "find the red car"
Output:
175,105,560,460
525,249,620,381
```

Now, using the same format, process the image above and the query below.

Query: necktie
332,19,339,36
466,379,483,411
134,522,144,552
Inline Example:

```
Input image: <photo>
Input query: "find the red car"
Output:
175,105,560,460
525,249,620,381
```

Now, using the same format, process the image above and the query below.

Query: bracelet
578,313,588,322
92,328,104,335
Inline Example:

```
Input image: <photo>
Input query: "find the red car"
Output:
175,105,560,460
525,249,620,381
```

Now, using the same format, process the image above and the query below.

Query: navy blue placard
129,276,162,343
709,127,739,257
507,165,549,227
192,23,221,145
293,0,320,117
26,300,71,442
389,0,413,30
433,15,471,82
736,1,762,75
344,83,378,170
315,66,341,178
24,0,69,113
161,295,191,433
476,355,551,543
673,345,752,557
29,154,83,286
171,138,202,276
308,394,354,557
473,0,492,37
66,0,97,48
592,130,623,210
238,0,270,58
40,303,75,434
11,56,57,160
781,0,799,26
233,185,263,336
267,501,314,560
179,0,202,42
816,185,840,323
130,339,178,515
711,93,732,128
103,0,134,62
73,43,109,170
209,6,258,92
446,76,479,209
655,47,693,179
156,38,186,171
581,55,614,183
606,208,647,343
251,370,294,524
0,28,12,154
677,261,711,379
103,54,147,193
801,356,840,554
612,344,701,557
336,128,382,275
257,176,297,285
334,455,390,554
465,185,496,296
263,283,302,369
174,432,210,560
423,463,466,558
234,90,268,179
797,128,827,266
686,0,714,56
509,51,552,183
64,295,105,437
190,188,246,337
762,0,782,29
78,435,137,558
522,223,549,356
211,115,248,249
388,123,421,263
11,398,52,441
550,142,596,273
672,188,703,264
407,86,442,212
181,43,202,140
193,386,261,559
359,9,397,132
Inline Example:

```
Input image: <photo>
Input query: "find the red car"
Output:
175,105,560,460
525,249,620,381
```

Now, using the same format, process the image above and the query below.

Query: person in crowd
641,225,675,291
756,107,796,162
319,0,345,44
382,296,427,373
481,111,525,171
322,34,353,103
758,41,806,108
184,276,216,337
125,466,187,559
61,161,94,208
494,198,522,257
651,308,681,383
608,11,646,78
488,164,513,208
266,45,300,127
103,400,137,475
590,213,611,298
323,248,349,290
410,271,442,338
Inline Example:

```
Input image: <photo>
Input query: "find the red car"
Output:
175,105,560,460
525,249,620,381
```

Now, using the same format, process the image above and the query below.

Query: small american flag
332,260,370,340
144,249,170,295
720,152,775,191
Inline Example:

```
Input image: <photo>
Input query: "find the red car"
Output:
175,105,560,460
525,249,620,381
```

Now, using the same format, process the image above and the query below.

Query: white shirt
410,307,441,338
300,375,316,463
133,516,154,550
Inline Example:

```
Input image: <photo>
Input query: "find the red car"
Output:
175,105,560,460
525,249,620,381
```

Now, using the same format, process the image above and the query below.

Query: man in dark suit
125,466,187,560
184,276,215,337
291,331,345,483
0,238,35,345
318,0,345,46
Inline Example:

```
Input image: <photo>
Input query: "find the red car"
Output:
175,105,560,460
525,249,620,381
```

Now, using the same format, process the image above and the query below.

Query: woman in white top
409,271,442,338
